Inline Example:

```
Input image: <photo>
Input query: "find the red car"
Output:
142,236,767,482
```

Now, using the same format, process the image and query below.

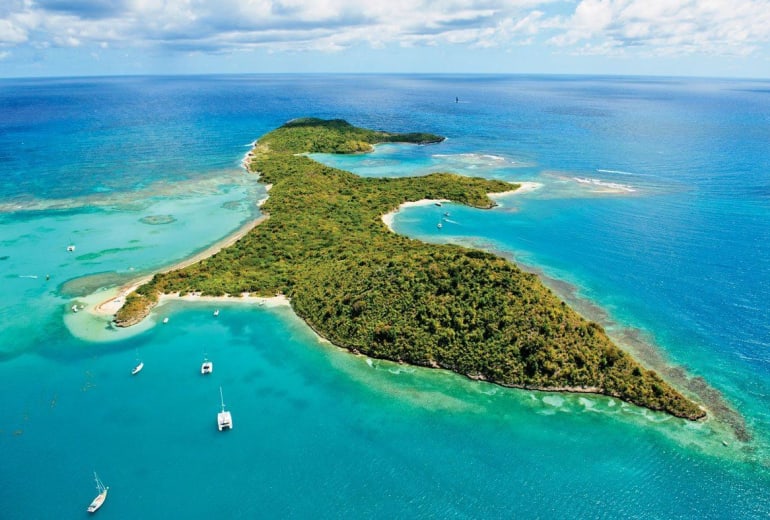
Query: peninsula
115,118,704,420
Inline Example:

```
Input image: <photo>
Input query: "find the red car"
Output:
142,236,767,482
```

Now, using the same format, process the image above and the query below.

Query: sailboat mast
219,386,225,411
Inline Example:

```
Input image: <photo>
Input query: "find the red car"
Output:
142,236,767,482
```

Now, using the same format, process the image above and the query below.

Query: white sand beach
92,213,269,317
380,182,542,232
157,291,290,308
92,148,272,319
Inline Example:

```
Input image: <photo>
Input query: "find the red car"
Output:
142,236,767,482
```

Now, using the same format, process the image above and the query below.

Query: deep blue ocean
1,74,769,518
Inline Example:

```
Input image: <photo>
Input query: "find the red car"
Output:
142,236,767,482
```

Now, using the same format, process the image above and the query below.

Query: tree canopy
115,118,704,420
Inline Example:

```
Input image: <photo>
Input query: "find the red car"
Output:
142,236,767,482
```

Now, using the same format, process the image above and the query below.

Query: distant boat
86,472,108,513
213,309,220,317
67,245,76,252
131,361,144,375
437,222,443,229
434,202,442,207
217,386,233,431
71,304,79,313
201,357,213,375
162,317,169,324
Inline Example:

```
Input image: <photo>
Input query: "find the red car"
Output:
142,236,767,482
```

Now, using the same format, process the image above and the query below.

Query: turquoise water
1,75,769,518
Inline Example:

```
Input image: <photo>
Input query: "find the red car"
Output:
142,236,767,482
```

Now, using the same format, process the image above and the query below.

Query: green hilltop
116,118,704,420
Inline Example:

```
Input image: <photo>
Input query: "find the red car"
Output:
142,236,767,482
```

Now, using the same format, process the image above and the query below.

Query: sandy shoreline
92,214,268,316
92,149,269,318
158,291,290,308
490,181,542,199
380,181,541,231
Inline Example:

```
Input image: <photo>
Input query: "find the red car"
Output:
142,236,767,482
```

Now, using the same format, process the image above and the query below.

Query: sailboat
217,386,233,431
131,349,144,375
86,472,109,513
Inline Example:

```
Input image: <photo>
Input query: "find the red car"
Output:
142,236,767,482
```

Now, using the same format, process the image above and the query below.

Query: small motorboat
201,358,213,375
67,245,76,252
131,361,144,375
213,309,220,317
162,317,169,324
71,304,79,313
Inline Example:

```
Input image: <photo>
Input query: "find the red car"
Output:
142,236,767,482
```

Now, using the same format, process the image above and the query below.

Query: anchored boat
132,349,143,375
217,386,232,431
86,472,108,513
201,356,213,375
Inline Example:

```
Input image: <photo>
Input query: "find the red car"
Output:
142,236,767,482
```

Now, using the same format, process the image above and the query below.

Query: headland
111,118,705,420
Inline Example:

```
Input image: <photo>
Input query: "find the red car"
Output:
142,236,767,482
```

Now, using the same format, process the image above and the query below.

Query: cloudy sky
1,0,769,78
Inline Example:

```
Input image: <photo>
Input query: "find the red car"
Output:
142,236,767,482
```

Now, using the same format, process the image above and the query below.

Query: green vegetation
116,118,704,420
264,118,445,154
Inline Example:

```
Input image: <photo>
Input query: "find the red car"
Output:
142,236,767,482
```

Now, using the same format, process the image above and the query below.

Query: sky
1,0,769,78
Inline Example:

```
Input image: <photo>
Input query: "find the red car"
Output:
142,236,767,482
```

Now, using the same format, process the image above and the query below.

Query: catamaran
217,386,232,431
201,355,213,375
86,472,108,513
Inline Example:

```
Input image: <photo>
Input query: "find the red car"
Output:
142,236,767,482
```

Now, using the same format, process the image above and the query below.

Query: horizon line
2,71,769,82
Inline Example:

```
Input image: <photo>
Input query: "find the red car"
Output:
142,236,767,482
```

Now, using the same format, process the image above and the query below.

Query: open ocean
1,74,769,518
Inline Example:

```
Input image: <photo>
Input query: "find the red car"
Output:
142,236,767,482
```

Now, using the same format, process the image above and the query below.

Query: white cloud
1,1,555,51
550,0,770,56
1,0,768,63
0,18,29,44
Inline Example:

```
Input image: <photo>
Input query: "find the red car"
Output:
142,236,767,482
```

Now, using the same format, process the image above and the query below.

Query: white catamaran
201,354,213,375
217,386,232,431
86,472,108,513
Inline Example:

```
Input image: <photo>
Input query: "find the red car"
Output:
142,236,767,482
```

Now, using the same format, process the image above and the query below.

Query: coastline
96,119,704,421
381,198,449,230
158,291,290,308
92,214,269,317
92,152,270,319
380,181,541,231
426,224,745,435
489,181,542,201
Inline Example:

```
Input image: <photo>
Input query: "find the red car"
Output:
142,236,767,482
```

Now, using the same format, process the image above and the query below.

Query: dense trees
115,119,704,420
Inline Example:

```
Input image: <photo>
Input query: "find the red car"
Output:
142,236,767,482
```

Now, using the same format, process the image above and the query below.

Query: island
115,117,704,420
